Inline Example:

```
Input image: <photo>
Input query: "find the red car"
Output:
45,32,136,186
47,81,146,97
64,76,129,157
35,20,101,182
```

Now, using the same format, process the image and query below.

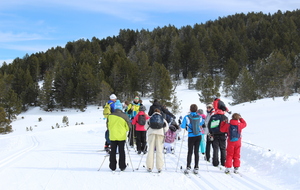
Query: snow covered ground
0,82,299,190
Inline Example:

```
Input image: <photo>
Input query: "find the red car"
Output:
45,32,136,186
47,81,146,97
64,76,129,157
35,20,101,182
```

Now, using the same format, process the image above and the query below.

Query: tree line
1,9,300,130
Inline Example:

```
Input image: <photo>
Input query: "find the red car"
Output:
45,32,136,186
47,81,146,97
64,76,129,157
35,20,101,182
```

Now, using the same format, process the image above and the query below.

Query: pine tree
187,71,193,90
39,71,54,111
97,80,113,106
149,62,173,106
196,75,215,104
232,67,257,104
0,107,10,133
224,58,239,85
2,89,22,121
255,50,293,97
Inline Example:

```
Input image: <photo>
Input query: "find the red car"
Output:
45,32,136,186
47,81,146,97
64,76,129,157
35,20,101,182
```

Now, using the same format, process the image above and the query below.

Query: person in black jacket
148,99,176,122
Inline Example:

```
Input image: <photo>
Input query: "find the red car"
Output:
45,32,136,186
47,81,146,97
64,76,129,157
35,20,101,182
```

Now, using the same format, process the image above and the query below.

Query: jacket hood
230,119,239,125
153,101,160,106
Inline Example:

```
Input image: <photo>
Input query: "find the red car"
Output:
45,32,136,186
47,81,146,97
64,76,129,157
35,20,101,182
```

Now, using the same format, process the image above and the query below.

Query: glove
228,111,232,114
172,115,176,119
178,119,182,125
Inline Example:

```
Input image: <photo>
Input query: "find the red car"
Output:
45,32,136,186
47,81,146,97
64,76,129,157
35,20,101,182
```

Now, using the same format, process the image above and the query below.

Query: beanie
139,105,146,111
197,109,204,114
110,94,117,100
114,100,123,110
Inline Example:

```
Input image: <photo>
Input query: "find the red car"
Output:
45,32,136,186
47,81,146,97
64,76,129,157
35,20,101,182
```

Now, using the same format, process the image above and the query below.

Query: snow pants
187,135,201,169
135,130,147,152
211,134,226,167
225,140,241,168
128,124,135,147
146,134,164,171
205,134,213,161
199,134,206,154
109,140,126,171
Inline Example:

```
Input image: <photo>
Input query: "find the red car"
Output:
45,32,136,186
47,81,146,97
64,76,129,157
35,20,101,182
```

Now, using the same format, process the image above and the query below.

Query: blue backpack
149,114,164,129
187,114,201,135
229,124,240,142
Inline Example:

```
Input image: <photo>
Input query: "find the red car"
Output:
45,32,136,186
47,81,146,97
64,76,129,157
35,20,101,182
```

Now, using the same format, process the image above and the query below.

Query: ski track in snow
0,135,39,169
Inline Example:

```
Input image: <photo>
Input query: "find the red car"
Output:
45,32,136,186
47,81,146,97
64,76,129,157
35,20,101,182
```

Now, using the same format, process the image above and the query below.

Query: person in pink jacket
132,105,150,154
220,113,247,174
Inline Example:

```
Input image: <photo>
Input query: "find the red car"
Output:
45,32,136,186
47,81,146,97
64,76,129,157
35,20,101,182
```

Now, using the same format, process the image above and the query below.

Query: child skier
197,109,206,155
220,113,247,174
131,105,150,154
164,124,178,154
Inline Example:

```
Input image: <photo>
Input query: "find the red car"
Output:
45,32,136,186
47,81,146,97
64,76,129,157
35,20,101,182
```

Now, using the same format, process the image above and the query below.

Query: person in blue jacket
104,94,117,153
180,104,204,174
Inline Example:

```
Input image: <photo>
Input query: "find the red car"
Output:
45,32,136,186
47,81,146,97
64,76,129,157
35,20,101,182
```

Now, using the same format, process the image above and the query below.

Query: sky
0,80,299,189
0,0,299,64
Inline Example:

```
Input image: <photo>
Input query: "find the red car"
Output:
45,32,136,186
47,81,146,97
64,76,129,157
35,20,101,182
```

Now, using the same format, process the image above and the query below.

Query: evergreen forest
1,10,300,131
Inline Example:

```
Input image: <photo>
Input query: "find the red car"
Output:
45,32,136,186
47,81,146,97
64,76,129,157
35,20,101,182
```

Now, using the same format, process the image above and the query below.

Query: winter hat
139,105,146,111
206,103,213,108
169,125,177,132
114,100,123,110
110,94,117,100
197,109,204,114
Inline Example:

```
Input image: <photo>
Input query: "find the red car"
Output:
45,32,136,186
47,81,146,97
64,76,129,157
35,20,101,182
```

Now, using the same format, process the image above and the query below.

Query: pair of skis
180,166,200,178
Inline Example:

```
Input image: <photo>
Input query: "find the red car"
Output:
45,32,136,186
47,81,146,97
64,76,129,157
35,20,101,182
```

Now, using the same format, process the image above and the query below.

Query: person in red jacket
213,96,231,115
220,113,247,174
131,105,150,154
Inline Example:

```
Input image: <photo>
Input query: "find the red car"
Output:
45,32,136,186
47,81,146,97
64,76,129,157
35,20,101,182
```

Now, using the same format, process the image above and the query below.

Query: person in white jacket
144,108,169,173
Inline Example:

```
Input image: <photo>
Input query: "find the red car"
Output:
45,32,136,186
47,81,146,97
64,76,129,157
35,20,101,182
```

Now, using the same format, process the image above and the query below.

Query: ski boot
234,167,239,174
193,168,199,174
184,167,191,174
224,168,230,174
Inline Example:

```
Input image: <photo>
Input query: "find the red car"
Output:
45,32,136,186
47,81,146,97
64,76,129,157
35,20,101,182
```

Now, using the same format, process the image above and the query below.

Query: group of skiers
103,94,247,175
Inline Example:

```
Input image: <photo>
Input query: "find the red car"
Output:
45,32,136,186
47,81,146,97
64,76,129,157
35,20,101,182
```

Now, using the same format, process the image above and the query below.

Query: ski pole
98,154,109,171
136,144,148,170
175,129,186,172
164,146,167,170
242,141,271,151
125,142,135,172
204,154,209,172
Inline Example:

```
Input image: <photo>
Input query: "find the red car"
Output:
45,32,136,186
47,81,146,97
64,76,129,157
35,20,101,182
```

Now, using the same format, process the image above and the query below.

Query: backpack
103,102,112,118
209,114,225,135
218,100,227,111
165,129,176,143
229,124,240,142
187,114,201,135
137,114,146,125
149,114,164,129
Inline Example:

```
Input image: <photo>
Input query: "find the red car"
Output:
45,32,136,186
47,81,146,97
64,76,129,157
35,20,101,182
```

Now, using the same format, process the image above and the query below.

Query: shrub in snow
5,125,13,133
62,116,69,124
